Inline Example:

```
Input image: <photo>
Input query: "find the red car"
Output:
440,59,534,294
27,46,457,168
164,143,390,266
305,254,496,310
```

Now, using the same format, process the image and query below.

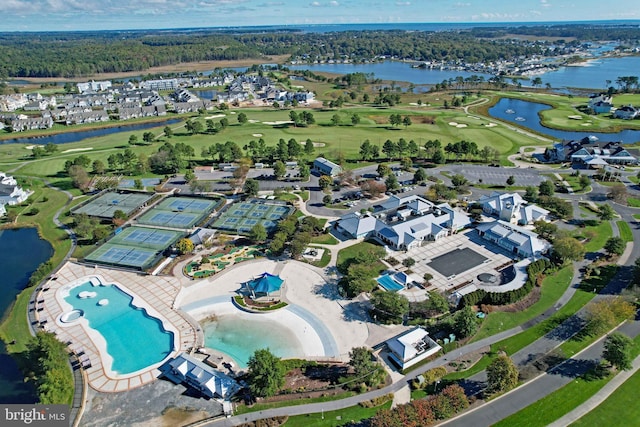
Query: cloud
395,1,411,5
309,1,340,7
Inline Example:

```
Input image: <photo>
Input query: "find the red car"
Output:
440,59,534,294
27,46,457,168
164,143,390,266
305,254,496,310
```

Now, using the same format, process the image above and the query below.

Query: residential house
386,327,442,370
476,220,550,259
77,80,112,93
588,93,613,114
0,172,33,206
140,78,179,91
10,116,54,132
0,94,28,111
614,105,639,120
546,138,637,166
478,192,549,225
65,109,109,125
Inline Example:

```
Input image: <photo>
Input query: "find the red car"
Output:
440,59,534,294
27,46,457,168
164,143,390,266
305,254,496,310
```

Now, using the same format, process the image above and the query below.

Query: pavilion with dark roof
243,272,284,299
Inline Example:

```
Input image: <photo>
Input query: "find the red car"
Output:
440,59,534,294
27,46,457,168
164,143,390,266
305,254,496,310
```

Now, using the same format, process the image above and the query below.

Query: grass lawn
559,173,588,193
298,190,310,201
283,402,393,427
336,241,385,273
471,266,573,342
275,192,300,202
617,221,633,243
235,391,356,415
575,221,612,253
311,233,339,245
308,246,332,268
627,197,640,208
495,334,640,427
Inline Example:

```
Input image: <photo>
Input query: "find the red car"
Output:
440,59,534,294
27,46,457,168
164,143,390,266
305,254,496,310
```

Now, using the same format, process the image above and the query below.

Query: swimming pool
63,280,174,375
377,274,404,292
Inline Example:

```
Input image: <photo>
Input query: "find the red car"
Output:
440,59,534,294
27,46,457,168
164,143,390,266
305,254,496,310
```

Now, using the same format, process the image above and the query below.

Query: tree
486,355,519,395
432,149,446,164
533,220,557,241
318,175,334,191
604,236,626,257
376,163,391,178
607,184,628,205
113,210,127,221
402,115,412,128
68,165,90,191
451,174,468,189
585,297,636,335
539,180,555,197
273,161,286,180
552,236,585,263
370,291,409,324
524,186,538,202
453,306,478,338
237,112,248,125
382,140,398,160
163,126,173,138
506,175,515,186
184,169,195,183
322,194,333,205
243,178,259,197
402,258,416,267
304,139,315,156
247,349,285,398
579,174,591,190
349,347,376,379
597,204,616,221
249,223,267,243
385,174,400,191
91,159,106,175
413,167,427,183
133,179,143,190
175,238,194,255
426,291,449,314
603,332,634,371
330,114,341,126
351,113,361,125
389,113,402,128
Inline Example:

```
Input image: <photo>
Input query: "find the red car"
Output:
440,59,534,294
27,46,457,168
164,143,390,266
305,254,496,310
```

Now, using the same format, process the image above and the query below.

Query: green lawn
283,402,393,427
298,190,310,201
235,391,356,415
276,192,300,202
617,221,633,243
471,267,573,342
575,221,612,253
336,241,385,272
311,233,339,245
627,197,640,208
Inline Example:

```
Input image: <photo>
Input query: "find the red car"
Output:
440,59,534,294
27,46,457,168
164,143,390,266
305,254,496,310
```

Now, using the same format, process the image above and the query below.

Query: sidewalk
548,353,640,427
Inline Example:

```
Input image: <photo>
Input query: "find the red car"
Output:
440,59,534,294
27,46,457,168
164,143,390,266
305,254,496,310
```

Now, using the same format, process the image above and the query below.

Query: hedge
458,259,552,308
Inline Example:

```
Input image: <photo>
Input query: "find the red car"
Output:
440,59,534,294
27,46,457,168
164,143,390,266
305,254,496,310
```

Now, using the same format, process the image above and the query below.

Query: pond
488,98,640,144
0,228,53,403
1,118,181,146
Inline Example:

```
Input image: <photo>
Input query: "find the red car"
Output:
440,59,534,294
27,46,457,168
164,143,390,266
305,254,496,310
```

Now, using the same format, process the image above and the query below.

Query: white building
476,220,550,259
386,327,442,370
479,192,549,225
77,80,112,93
0,172,33,209
160,353,240,400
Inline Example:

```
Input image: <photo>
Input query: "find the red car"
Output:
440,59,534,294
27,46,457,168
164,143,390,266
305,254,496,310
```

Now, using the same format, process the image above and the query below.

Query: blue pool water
64,281,174,374
377,274,404,292
202,315,301,368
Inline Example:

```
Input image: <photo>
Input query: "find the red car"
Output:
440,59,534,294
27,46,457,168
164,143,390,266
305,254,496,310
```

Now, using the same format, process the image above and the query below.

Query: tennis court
109,226,183,250
137,196,219,229
212,200,294,234
85,244,160,269
73,191,154,218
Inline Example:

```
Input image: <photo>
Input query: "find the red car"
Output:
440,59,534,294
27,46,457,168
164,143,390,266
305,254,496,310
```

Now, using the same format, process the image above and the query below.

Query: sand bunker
448,122,459,126
263,120,293,125
24,145,44,150
252,133,263,137
456,124,468,128
248,119,260,123
62,147,93,153
204,114,226,119
485,123,498,128
568,115,583,120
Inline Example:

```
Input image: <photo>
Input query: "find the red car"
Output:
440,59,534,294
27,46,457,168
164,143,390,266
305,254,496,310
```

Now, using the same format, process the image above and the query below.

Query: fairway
212,199,293,234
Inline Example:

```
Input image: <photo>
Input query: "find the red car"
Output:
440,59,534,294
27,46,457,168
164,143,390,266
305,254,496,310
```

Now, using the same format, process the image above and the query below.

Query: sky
2,0,639,32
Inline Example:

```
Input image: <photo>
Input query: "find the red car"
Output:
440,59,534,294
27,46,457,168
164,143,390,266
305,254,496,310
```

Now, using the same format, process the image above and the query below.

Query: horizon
2,0,639,33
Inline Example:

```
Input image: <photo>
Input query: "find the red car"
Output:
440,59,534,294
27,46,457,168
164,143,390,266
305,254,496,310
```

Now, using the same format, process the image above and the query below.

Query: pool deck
35,262,199,393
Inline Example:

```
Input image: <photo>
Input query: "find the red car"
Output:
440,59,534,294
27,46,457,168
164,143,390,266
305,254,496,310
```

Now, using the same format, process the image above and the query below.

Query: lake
488,98,640,144
1,118,181,146
289,56,640,91
0,227,53,403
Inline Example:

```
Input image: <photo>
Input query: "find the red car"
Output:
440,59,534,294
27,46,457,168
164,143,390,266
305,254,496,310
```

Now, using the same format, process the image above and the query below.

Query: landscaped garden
184,245,265,278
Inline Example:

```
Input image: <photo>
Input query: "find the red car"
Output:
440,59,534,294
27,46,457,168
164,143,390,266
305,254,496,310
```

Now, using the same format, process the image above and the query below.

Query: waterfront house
614,105,639,120
0,172,33,205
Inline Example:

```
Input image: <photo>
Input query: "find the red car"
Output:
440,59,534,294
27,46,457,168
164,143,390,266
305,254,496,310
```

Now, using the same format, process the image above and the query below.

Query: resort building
0,172,33,207
546,138,637,166
140,78,179,91
335,195,470,250
386,327,442,370
77,80,112,93
313,157,342,177
160,353,240,400
479,192,549,225
476,220,550,259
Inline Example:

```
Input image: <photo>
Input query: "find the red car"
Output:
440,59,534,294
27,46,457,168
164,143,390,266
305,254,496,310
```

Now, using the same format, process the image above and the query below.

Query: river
488,98,640,144
0,227,53,404
0,118,181,146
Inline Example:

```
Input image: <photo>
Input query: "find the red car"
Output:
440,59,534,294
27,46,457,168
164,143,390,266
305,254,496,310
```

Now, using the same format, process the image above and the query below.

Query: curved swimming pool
63,280,174,375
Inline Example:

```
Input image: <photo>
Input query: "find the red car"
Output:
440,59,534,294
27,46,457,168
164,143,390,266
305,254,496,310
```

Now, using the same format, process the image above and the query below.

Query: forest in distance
2,23,640,79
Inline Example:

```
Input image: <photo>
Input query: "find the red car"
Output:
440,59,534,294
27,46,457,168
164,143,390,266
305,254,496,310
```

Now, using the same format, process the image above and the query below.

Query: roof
387,327,439,362
163,353,240,400
246,272,284,294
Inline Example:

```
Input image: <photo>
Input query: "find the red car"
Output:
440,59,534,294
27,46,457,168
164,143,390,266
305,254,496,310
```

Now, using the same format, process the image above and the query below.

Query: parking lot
447,165,546,186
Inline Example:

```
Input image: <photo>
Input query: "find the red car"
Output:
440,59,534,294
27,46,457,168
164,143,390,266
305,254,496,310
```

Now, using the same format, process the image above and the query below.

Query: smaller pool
60,309,84,324
377,274,404,292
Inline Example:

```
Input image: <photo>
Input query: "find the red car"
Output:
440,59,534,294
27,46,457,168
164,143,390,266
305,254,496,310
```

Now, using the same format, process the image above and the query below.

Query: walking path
548,353,640,427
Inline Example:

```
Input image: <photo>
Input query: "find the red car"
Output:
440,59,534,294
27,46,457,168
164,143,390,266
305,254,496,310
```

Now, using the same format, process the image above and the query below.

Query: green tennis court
73,191,154,218
137,196,219,229
109,226,183,250
85,244,160,269
212,199,294,234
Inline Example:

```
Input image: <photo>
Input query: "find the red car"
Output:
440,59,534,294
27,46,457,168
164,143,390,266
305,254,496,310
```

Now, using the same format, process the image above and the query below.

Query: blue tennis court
86,244,159,269
212,199,294,235
109,226,182,250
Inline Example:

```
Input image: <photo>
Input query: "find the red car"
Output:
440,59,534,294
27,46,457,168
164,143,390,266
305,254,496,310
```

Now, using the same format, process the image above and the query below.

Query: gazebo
244,272,284,299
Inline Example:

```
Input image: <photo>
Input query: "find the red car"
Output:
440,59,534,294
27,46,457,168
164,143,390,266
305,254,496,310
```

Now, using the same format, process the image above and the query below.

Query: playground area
211,199,294,234
184,245,265,279
72,191,154,219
